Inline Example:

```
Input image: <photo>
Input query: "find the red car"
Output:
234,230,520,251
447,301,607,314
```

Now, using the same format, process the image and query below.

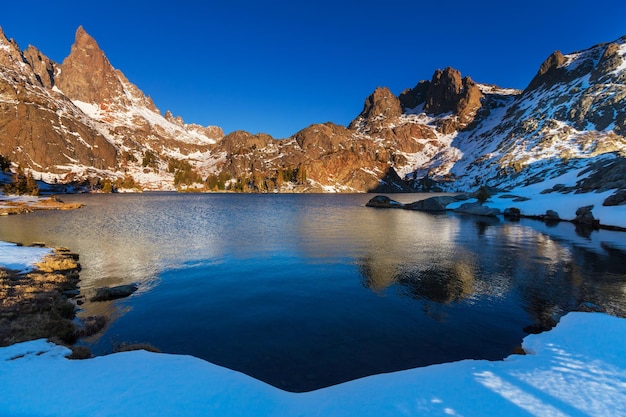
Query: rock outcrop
349,87,402,131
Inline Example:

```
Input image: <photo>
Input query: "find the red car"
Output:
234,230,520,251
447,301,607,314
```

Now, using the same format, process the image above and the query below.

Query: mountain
0,26,625,199
0,26,222,189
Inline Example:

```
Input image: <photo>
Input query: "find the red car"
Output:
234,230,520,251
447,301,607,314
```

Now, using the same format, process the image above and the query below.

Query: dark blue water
1,193,625,391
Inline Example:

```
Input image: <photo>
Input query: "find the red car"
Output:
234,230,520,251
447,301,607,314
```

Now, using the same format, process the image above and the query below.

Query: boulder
544,210,560,221
573,205,598,225
503,207,521,220
454,202,501,217
91,284,138,302
365,195,404,209
603,189,626,206
405,196,458,211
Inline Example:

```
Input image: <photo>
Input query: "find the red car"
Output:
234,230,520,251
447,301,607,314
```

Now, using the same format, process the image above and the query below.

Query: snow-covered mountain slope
0,26,223,189
390,37,626,197
0,24,624,197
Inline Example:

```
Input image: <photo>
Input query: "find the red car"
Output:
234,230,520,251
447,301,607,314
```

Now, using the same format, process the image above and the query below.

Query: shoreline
0,194,83,216
0,244,83,349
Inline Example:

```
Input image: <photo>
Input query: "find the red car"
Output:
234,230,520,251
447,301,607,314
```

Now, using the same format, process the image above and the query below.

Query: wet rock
544,210,560,221
77,315,107,337
573,205,599,226
503,207,521,220
523,317,557,334
512,196,531,202
91,284,138,302
405,196,457,211
454,202,501,217
603,189,626,206
62,289,81,298
365,195,404,209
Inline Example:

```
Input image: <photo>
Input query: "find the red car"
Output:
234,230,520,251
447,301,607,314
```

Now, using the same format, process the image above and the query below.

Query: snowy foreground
0,313,624,417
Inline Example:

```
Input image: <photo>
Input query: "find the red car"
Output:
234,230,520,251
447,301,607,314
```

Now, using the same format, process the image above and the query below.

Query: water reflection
0,193,625,391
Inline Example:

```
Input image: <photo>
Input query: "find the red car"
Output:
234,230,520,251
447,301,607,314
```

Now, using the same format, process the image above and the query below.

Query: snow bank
0,312,624,416
0,241,51,273
444,173,626,229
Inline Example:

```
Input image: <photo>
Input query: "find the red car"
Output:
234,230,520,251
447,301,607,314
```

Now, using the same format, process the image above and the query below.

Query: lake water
1,193,626,391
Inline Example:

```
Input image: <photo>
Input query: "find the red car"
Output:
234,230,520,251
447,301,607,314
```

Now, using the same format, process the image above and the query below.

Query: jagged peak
73,25,100,51
0,25,19,52
0,26,8,44
348,86,402,130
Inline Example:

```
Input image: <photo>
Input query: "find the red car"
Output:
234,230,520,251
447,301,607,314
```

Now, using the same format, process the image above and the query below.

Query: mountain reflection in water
0,193,624,392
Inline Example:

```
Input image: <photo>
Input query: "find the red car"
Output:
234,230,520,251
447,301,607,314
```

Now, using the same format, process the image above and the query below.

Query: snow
0,241,51,273
443,166,626,230
73,100,102,119
0,312,624,416
488,169,626,229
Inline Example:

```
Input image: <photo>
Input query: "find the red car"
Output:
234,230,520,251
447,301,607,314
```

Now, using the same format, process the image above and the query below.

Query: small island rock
91,284,139,302
365,195,405,208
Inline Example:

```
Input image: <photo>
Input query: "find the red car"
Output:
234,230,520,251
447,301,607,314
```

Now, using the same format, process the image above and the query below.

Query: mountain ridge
0,26,624,200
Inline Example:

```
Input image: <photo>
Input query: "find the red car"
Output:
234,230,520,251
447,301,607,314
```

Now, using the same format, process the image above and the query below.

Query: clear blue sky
2,0,625,138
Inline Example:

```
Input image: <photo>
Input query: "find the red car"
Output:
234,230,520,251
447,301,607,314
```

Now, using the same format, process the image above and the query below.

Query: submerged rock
91,284,138,302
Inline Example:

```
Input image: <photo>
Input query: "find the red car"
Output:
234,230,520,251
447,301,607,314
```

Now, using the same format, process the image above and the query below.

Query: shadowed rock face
524,51,567,93
423,67,484,133
22,45,55,89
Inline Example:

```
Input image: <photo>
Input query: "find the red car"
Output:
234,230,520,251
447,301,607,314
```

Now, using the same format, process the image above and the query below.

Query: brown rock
294,123,352,158
56,26,157,111
422,67,483,131
399,80,430,110
22,45,56,89
349,86,402,130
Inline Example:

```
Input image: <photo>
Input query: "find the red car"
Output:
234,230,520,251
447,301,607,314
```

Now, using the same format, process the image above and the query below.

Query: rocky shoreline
0,195,83,216
0,241,148,359
0,246,86,349
366,194,626,232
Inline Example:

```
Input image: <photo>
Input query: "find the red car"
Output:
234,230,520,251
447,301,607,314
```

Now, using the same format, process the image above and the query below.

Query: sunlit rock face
1,25,624,193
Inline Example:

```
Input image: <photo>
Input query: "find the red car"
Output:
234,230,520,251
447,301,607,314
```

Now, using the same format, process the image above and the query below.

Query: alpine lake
1,192,625,392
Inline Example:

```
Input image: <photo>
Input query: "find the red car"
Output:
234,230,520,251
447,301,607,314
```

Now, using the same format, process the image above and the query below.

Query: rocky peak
295,122,352,157
423,67,482,117
524,50,566,92
55,26,126,103
591,40,626,83
348,86,402,130
165,110,185,127
0,27,41,86
0,27,24,68
22,45,56,88
55,26,156,112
